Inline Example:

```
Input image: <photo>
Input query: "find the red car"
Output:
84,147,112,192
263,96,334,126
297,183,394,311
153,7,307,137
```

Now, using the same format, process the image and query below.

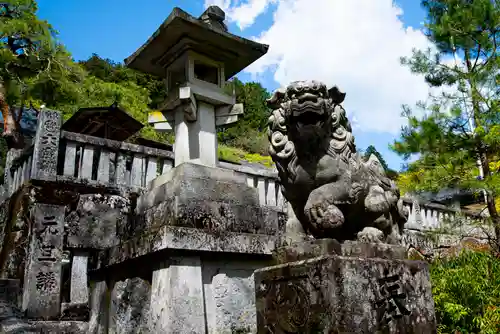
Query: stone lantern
125,5,268,167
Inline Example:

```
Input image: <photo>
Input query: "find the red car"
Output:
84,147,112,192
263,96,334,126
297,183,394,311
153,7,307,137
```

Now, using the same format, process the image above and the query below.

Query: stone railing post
3,149,15,193
30,109,62,180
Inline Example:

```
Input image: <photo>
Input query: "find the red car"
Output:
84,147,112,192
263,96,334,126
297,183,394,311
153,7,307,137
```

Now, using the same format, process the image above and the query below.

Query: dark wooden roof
125,6,268,79
409,188,480,206
61,103,144,142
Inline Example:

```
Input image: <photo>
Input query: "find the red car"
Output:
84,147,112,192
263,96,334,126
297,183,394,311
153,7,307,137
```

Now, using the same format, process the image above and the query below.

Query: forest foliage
392,0,500,242
431,249,500,334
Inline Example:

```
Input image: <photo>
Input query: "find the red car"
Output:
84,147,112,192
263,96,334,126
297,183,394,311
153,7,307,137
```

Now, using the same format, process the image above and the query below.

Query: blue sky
37,0,429,171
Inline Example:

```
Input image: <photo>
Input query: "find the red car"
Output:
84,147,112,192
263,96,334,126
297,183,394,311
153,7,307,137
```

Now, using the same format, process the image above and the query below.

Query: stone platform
255,241,437,333
87,163,285,333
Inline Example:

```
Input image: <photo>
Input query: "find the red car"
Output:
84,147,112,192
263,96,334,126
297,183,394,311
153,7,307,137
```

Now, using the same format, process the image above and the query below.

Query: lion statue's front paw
357,227,384,243
304,198,345,232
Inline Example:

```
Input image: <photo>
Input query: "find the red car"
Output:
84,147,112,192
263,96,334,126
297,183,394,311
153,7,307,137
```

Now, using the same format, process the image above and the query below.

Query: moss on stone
218,144,274,167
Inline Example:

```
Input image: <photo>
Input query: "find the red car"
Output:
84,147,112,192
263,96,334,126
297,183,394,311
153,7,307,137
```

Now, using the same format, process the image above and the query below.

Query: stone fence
1,110,285,211
403,197,487,237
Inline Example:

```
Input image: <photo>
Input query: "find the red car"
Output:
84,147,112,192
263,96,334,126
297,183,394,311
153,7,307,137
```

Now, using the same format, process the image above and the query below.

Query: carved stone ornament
267,80,408,243
257,279,311,333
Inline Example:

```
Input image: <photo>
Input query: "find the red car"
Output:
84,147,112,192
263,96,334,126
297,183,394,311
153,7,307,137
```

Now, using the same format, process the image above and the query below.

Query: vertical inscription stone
376,270,411,327
31,109,62,180
22,204,65,319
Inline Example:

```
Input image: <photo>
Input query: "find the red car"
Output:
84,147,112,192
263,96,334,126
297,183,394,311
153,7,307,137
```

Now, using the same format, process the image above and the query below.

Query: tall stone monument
255,81,438,333
123,5,282,333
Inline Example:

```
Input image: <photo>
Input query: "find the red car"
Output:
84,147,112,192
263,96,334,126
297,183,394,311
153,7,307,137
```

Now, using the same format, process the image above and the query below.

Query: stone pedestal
255,240,437,333
138,163,283,236
150,257,205,333
92,161,285,333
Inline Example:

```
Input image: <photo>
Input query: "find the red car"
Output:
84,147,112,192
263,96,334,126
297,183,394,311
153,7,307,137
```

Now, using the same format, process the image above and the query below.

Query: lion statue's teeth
267,80,408,244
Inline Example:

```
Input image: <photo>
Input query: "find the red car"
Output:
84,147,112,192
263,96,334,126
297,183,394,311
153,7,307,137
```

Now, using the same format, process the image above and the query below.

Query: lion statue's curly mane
267,80,408,244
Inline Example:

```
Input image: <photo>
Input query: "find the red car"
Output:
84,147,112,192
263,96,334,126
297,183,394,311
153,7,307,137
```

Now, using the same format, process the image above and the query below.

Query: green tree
218,78,270,155
79,54,166,109
364,145,389,170
0,0,83,148
363,145,399,180
431,250,500,334
391,0,500,245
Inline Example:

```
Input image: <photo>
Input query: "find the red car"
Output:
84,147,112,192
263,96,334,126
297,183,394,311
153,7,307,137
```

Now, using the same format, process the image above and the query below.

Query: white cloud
205,0,277,30
205,0,438,134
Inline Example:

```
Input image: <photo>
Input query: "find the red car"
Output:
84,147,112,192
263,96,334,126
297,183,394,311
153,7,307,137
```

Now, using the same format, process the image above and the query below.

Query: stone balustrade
218,161,285,209
58,131,174,189
401,198,489,257
1,112,286,211
402,198,485,234
5,145,34,195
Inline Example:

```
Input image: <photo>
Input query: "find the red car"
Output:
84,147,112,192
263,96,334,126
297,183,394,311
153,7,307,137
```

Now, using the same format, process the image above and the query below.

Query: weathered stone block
255,255,437,333
203,260,273,334
150,257,205,333
109,277,151,333
137,163,261,212
66,194,129,249
133,163,284,244
274,239,341,264
96,226,277,269
341,241,407,260
144,198,283,235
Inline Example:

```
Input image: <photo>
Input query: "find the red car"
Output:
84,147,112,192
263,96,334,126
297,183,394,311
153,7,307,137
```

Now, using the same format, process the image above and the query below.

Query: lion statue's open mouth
291,98,327,130
287,82,330,129
267,80,408,244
